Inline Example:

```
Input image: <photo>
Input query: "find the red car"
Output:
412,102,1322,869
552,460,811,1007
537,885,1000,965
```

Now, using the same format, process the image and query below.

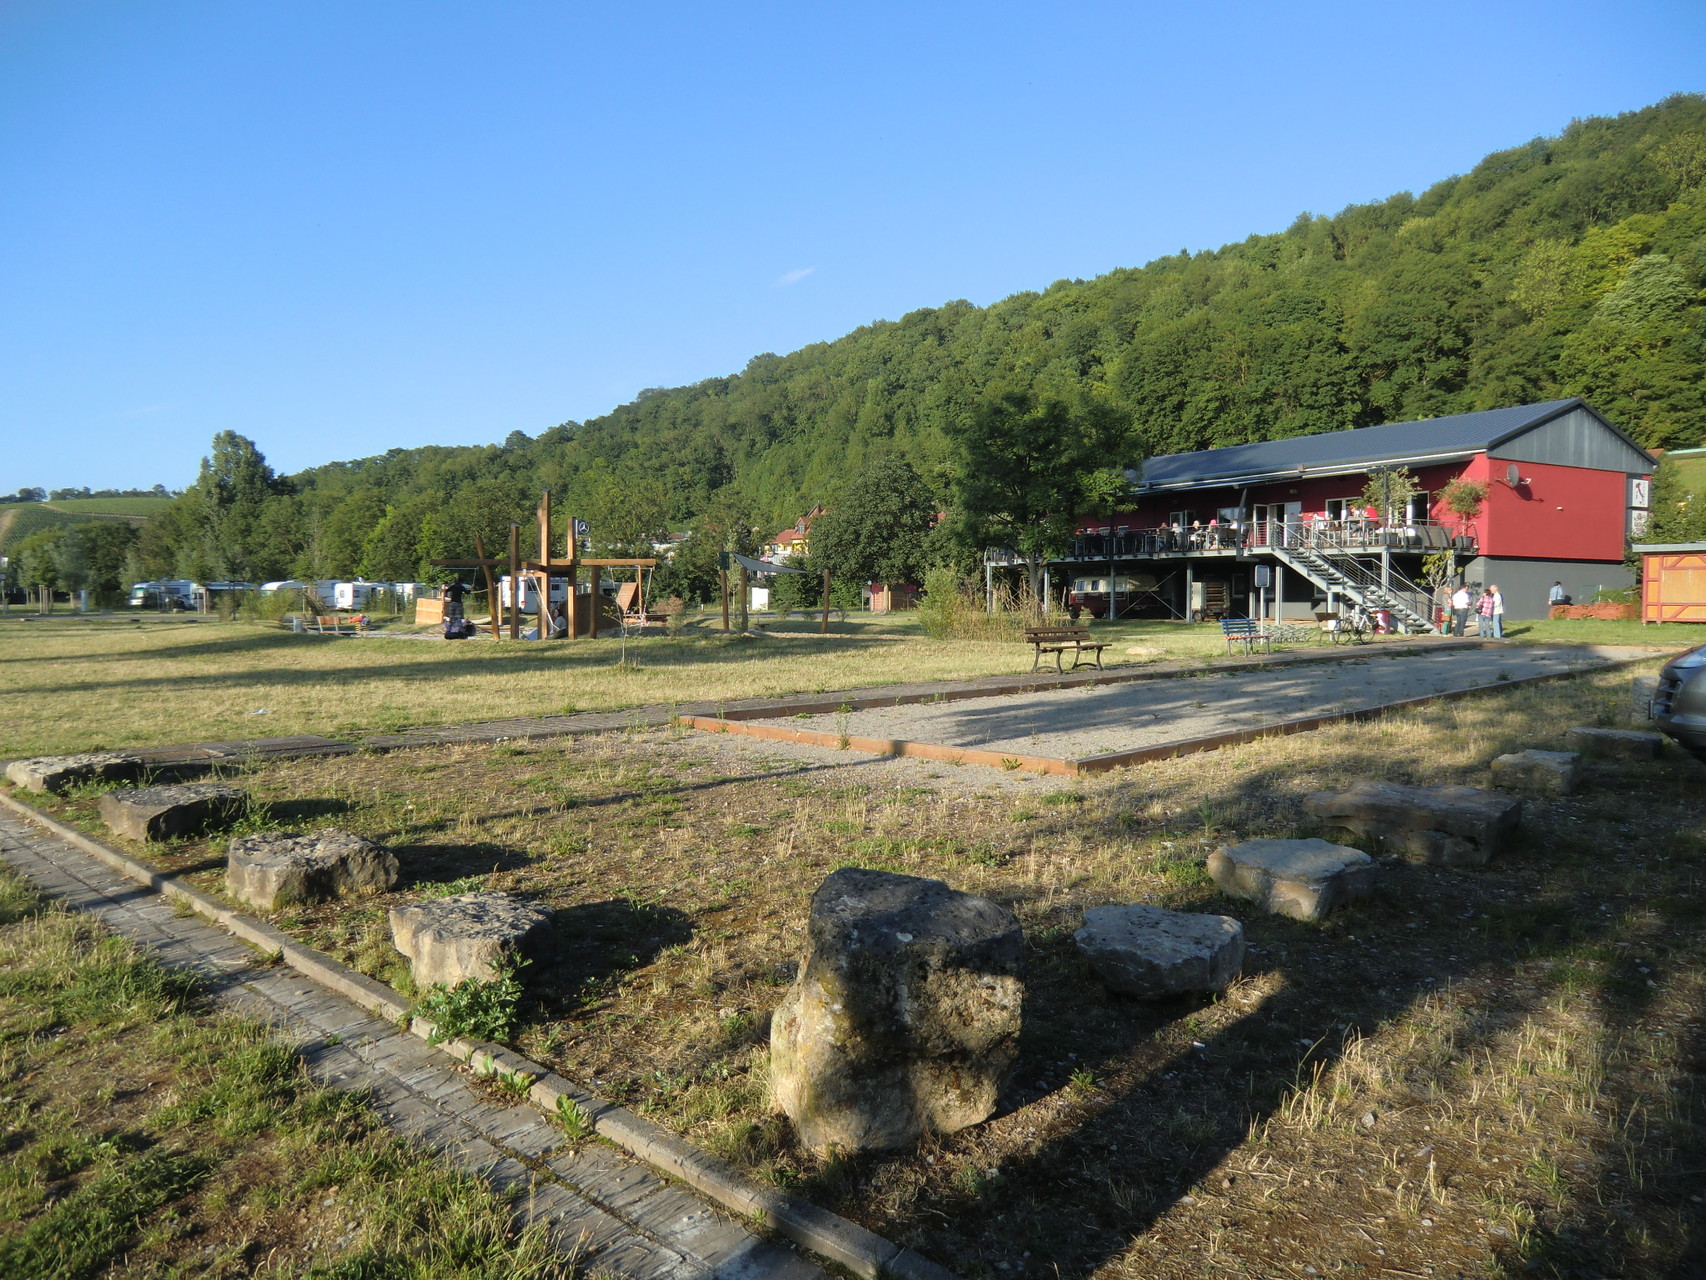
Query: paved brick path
0,808,824,1280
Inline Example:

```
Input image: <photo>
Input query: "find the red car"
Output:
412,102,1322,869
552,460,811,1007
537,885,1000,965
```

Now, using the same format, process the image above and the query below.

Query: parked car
1653,643,1706,764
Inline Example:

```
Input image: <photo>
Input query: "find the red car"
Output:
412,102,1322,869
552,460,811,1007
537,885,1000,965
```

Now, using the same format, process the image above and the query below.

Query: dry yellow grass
0,613,1261,758
14,654,1701,1276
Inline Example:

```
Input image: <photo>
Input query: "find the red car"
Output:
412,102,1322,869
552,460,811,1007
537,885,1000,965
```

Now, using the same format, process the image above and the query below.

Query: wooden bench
1220,617,1272,655
1025,625,1108,673
311,615,363,636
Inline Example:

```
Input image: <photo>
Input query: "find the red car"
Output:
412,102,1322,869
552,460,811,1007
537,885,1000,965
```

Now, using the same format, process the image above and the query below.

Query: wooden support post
720,566,730,632
508,523,520,641
737,564,749,633
820,568,831,635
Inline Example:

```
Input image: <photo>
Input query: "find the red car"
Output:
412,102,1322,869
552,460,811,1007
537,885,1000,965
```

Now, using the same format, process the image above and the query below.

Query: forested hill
134,95,1706,587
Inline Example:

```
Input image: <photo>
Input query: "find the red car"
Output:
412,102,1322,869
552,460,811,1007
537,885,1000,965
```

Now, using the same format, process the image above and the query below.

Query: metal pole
985,561,994,614
508,523,520,641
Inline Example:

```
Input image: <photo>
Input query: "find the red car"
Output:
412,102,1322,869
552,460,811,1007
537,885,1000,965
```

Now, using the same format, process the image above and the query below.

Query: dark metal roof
1135,399,1652,491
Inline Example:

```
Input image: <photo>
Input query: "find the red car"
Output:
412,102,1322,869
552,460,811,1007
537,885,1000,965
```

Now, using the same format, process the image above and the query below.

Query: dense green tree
180,431,291,581
943,389,1130,606
809,457,938,587
14,527,65,593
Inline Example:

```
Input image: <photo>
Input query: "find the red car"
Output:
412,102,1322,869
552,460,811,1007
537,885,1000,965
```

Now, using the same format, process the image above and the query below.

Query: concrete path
0,807,824,1280
747,644,1653,763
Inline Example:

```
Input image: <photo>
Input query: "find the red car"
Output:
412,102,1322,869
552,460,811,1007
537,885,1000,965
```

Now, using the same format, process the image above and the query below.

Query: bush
917,568,1051,641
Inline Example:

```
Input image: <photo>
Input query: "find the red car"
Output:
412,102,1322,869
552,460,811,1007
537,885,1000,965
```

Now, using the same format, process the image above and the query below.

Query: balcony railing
985,519,1479,566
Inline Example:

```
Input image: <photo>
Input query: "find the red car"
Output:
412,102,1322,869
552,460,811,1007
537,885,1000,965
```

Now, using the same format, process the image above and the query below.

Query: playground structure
428,491,837,640
430,493,656,641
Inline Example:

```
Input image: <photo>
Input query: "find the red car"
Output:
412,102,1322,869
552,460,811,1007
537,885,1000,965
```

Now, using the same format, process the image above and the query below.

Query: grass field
12,654,1702,1277
0,872,576,1278
1,611,1693,761
37,497,176,516
0,613,1331,759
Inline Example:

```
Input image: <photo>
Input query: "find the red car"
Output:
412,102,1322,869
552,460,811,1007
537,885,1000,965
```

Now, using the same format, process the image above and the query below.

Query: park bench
1220,617,1272,655
1025,625,1108,673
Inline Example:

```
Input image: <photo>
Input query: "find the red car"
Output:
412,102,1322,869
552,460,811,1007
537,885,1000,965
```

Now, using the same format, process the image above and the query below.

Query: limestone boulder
98,783,248,842
6,751,146,795
227,829,399,911
1490,749,1582,797
770,868,1023,1155
1565,726,1664,761
1207,838,1375,923
1303,780,1521,867
1074,904,1244,998
389,893,555,990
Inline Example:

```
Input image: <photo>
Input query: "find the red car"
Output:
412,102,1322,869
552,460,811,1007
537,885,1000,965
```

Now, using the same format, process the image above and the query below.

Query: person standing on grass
1476,586,1495,637
1450,583,1471,636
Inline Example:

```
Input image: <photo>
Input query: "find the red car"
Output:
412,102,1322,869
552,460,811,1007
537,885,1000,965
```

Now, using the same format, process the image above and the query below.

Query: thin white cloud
774,266,816,287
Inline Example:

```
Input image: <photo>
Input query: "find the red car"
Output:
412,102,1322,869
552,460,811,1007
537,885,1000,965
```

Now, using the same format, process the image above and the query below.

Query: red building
989,399,1654,628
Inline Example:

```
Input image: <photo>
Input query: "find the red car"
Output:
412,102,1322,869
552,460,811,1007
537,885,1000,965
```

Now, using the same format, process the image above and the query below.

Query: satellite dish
1506,463,1522,487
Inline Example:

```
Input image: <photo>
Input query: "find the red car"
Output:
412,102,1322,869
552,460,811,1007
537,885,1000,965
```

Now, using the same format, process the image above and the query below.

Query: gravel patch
741,644,1649,765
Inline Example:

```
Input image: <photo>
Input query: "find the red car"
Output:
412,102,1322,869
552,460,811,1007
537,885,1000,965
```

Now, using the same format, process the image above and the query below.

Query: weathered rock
1207,838,1375,922
1565,725,1665,761
389,893,555,989
1303,780,1521,867
770,868,1023,1155
1490,749,1582,797
1631,675,1659,721
1074,904,1244,998
6,751,146,795
227,829,399,911
97,783,248,842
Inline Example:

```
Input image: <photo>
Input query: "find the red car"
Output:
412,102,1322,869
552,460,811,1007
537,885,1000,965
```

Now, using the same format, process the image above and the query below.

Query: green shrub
413,957,529,1045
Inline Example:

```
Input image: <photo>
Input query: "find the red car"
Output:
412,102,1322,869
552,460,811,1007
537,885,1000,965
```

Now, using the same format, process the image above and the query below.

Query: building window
1167,510,1195,527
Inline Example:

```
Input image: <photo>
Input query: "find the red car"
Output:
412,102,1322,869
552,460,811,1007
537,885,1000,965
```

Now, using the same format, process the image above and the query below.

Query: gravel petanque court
742,644,1654,765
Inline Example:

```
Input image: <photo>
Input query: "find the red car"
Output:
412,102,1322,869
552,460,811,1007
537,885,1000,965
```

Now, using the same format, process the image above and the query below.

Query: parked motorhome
127,580,195,610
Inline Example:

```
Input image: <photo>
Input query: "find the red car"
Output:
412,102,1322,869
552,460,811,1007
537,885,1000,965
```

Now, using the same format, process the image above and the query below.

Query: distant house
764,505,827,559
986,399,1655,627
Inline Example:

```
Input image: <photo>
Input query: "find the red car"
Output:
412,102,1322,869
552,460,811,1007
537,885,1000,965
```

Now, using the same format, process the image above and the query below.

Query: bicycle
1328,604,1373,645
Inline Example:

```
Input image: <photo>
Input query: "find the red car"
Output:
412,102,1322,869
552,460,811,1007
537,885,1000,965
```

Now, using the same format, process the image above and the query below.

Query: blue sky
2,1,1702,491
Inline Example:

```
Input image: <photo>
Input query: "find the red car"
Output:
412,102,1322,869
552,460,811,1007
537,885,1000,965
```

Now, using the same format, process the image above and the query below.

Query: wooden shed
1634,542,1706,623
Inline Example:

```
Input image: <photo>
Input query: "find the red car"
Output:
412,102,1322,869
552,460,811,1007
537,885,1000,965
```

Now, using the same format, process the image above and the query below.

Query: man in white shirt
1548,581,1568,609
1450,584,1472,636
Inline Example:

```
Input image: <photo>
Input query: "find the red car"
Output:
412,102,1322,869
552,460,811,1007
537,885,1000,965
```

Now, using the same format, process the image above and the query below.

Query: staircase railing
1274,544,1438,634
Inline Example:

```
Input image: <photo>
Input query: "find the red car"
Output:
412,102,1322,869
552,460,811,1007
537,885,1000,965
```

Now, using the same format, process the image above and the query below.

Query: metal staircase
1272,544,1437,634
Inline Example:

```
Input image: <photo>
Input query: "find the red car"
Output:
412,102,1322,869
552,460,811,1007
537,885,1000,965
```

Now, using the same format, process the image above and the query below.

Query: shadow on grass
808,679,1705,1277
534,898,694,1012
1,633,915,703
